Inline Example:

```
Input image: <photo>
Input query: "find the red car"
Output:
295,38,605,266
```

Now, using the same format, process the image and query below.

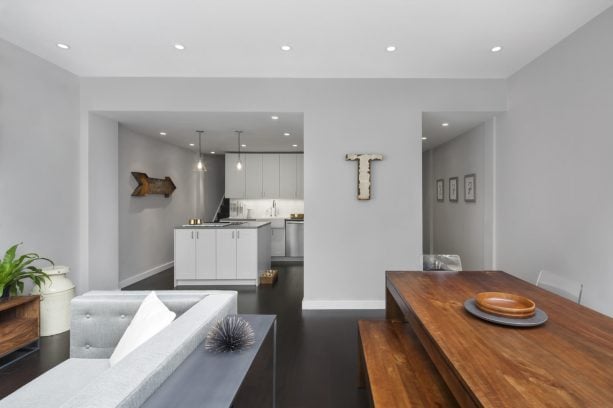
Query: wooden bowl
475,292,536,318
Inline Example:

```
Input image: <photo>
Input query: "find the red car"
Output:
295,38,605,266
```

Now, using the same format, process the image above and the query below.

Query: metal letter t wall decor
345,154,383,200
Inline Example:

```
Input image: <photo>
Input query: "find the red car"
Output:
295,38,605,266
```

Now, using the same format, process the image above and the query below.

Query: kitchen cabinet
174,229,197,279
271,227,285,257
175,224,271,286
225,153,303,199
245,154,263,198
216,229,237,279
225,153,246,198
280,154,298,198
236,229,257,279
174,229,216,280
297,154,304,199
262,154,280,197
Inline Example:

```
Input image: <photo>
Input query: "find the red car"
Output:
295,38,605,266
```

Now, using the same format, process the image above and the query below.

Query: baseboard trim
176,279,257,286
301,299,385,310
119,261,174,288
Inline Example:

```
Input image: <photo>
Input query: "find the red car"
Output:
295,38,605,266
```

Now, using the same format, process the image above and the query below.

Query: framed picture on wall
449,177,458,202
464,174,476,202
436,179,444,202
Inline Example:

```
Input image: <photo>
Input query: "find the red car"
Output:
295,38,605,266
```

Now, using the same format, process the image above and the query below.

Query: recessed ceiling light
292,144,298,147
210,151,215,154
386,45,397,52
271,115,279,120
174,44,185,50
422,137,427,140
441,123,449,127
491,46,503,53
57,43,70,50
280,45,292,51
159,132,167,136
189,143,195,146
241,144,247,147
283,132,291,136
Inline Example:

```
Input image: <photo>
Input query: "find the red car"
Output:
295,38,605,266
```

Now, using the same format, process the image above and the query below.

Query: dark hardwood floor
1,262,382,407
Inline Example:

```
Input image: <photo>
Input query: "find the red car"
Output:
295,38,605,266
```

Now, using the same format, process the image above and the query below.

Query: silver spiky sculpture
205,316,255,353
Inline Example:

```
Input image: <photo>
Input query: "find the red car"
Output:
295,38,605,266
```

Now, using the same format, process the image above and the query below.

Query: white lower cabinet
216,229,237,279
174,229,197,279
174,229,217,280
175,226,271,285
271,228,285,257
195,230,216,279
236,229,257,279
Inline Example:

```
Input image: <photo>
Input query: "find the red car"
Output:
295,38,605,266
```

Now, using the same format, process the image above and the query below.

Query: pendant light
235,130,243,171
195,130,207,172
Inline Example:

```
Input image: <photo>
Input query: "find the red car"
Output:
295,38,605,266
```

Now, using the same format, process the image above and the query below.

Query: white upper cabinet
296,154,304,199
225,153,246,198
262,154,280,198
245,154,263,198
226,153,303,199
280,154,298,198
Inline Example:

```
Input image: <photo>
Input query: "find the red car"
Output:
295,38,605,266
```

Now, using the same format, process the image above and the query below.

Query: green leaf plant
0,243,53,298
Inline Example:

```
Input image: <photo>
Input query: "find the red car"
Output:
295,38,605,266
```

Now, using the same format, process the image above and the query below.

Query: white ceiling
422,112,500,151
99,111,304,153
0,0,611,78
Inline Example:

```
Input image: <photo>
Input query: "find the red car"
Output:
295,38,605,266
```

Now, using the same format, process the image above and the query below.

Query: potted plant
0,243,53,300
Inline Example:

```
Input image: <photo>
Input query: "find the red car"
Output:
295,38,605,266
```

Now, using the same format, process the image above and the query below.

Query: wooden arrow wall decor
131,172,177,197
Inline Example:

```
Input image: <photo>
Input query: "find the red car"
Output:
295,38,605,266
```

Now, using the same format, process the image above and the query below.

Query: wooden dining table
385,270,613,407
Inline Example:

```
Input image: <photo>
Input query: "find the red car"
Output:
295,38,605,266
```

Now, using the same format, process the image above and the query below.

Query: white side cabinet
174,229,197,279
175,226,271,286
236,229,258,279
174,229,216,280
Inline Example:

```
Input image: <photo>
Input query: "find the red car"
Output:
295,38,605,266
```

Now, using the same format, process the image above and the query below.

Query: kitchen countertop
175,221,271,229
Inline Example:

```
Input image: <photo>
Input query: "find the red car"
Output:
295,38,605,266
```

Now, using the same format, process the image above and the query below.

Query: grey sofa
0,290,237,408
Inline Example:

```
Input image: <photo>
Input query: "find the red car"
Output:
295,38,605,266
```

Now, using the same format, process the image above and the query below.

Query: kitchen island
174,222,271,287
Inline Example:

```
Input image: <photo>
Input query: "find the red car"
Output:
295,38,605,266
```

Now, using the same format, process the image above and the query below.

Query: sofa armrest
69,291,219,358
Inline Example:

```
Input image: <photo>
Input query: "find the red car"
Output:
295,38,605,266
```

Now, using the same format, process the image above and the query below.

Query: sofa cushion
61,292,237,408
110,292,176,366
0,358,109,408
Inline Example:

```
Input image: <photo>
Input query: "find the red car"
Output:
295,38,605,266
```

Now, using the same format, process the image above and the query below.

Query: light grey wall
0,39,81,289
422,150,433,253
79,78,507,307
427,119,495,270
88,114,119,289
118,125,224,286
497,7,613,315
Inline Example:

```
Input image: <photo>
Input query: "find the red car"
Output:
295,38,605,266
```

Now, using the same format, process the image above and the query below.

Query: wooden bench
358,320,458,407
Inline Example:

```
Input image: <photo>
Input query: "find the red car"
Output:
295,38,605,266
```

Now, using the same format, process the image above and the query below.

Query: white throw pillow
109,291,176,366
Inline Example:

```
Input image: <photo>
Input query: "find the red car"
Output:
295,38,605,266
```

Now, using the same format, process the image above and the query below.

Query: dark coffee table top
141,314,276,408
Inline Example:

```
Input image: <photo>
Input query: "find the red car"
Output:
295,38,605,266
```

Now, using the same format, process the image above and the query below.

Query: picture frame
449,177,458,202
464,174,476,202
436,179,444,202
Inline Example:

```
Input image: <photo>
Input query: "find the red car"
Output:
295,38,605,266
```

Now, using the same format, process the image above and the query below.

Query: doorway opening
421,111,500,270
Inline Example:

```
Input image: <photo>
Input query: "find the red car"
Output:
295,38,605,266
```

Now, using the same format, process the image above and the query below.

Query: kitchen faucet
272,200,277,217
